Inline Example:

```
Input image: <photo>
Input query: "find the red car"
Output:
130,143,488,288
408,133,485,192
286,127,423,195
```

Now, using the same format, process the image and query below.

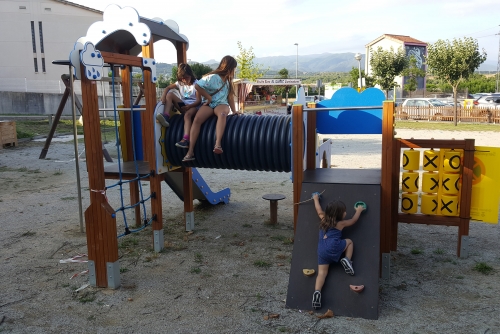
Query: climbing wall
286,168,381,320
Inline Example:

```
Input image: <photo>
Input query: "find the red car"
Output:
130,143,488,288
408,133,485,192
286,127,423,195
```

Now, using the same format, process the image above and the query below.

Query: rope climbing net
103,67,154,238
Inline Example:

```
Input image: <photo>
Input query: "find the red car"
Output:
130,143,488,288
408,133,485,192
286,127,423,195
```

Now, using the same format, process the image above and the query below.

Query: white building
365,34,427,99
0,0,102,93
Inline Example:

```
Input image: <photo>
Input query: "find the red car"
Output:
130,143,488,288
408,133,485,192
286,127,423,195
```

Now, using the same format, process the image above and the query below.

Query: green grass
194,252,203,263
190,267,201,274
411,248,423,255
473,262,493,275
14,118,117,140
270,235,293,245
118,237,139,249
433,248,445,255
395,120,500,132
78,291,96,303
253,260,271,268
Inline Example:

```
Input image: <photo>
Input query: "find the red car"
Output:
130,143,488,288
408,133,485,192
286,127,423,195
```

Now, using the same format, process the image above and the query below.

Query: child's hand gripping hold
311,192,322,200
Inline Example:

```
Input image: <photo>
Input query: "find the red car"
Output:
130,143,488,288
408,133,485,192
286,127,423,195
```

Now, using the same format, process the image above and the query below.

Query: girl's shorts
318,238,346,265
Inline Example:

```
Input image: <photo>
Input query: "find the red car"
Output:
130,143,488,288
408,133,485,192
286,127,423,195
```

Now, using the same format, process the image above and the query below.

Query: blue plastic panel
316,88,385,134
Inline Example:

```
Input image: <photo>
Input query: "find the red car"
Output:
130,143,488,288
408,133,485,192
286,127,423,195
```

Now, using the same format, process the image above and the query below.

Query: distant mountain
201,53,365,73
478,60,497,72
253,53,365,73
201,59,218,65
162,52,495,77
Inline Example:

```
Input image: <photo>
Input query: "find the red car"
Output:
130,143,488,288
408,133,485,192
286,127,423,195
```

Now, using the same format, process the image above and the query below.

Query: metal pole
496,28,500,92
69,65,84,233
358,59,362,90
295,44,298,78
101,80,106,118
294,43,298,98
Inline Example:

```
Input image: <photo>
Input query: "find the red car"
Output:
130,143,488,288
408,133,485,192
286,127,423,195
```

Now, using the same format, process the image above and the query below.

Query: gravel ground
0,128,499,333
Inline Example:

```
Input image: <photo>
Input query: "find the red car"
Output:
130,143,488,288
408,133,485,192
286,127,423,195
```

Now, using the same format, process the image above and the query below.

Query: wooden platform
103,161,151,180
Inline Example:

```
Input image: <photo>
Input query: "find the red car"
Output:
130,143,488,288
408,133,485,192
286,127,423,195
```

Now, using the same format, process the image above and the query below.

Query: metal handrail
303,106,383,112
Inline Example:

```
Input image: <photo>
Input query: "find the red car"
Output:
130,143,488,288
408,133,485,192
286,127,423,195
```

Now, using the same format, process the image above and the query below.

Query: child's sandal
182,154,195,162
213,146,223,154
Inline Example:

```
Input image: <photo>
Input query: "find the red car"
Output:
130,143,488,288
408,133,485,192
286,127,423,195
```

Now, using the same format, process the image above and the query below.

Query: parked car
475,94,500,109
400,98,452,120
304,95,325,102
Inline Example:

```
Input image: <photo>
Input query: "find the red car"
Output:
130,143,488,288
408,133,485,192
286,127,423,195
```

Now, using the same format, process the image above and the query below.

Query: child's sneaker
175,139,189,149
156,113,170,127
340,257,354,275
312,290,321,309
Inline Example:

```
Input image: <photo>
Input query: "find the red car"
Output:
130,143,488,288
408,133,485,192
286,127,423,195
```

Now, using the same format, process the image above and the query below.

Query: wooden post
142,40,165,246
80,68,118,288
176,41,187,65
292,104,304,232
380,101,395,255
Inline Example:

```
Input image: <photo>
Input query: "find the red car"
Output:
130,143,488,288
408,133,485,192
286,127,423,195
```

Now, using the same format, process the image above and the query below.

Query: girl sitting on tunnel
156,63,200,129
182,55,240,162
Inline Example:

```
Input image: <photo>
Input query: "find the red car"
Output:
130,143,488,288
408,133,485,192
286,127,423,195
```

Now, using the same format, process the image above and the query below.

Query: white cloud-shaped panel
163,19,179,34
80,42,104,80
142,58,157,83
83,4,151,47
150,17,189,51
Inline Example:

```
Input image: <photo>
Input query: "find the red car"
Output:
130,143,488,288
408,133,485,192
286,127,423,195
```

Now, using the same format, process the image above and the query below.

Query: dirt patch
0,129,499,333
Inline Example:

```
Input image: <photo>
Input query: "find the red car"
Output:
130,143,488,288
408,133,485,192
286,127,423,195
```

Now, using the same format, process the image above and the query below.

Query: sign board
254,79,301,85
470,146,500,224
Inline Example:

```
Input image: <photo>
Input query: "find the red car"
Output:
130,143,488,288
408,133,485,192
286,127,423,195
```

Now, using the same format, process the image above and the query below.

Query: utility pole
496,26,500,92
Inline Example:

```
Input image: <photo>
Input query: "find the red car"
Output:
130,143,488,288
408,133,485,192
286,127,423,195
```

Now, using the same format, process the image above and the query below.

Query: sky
71,0,499,68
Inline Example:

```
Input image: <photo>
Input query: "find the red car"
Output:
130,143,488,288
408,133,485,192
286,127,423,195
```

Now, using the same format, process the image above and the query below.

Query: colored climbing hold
354,201,367,210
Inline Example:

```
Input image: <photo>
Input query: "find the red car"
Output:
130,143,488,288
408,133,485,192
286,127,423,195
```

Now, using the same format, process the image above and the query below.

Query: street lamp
294,43,298,99
354,53,362,90
294,43,298,78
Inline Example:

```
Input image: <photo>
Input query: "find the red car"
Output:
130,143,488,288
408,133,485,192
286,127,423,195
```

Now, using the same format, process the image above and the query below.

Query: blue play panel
316,88,385,134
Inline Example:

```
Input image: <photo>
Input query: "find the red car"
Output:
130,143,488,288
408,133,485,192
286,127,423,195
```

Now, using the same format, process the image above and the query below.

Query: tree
235,41,267,80
369,46,408,98
425,37,487,125
156,73,170,89
349,67,375,89
461,73,496,94
189,63,212,80
402,55,426,97
275,68,291,105
169,66,178,84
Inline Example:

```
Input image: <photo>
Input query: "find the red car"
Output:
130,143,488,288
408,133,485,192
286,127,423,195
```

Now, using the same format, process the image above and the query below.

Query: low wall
0,91,123,116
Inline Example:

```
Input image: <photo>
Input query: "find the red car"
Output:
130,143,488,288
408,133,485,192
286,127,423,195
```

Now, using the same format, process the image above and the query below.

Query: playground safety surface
0,129,499,333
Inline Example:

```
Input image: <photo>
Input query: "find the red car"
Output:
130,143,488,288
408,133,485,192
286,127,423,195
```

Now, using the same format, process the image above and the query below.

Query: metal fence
395,106,500,124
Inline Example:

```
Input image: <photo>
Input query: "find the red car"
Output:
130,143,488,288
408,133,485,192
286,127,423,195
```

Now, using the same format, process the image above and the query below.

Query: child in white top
156,63,200,130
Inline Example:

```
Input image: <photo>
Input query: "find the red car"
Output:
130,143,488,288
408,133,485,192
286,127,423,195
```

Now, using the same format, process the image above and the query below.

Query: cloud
83,4,151,47
80,42,104,80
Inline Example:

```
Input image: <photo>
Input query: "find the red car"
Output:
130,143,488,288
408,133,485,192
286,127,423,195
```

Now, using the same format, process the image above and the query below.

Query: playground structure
67,6,500,321
68,5,331,289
